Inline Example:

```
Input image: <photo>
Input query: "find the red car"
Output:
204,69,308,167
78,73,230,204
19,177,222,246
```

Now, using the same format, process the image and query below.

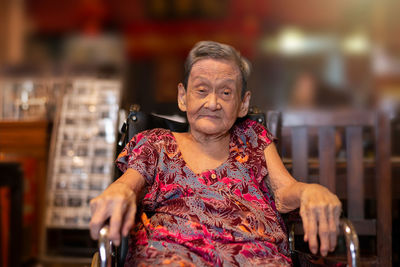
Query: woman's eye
196,87,207,94
222,89,232,97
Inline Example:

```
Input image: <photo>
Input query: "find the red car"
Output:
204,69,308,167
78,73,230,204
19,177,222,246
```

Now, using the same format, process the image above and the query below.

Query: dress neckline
169,130,236,176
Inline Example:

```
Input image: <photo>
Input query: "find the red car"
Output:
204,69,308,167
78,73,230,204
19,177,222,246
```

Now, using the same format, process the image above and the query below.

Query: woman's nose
205,93,220,110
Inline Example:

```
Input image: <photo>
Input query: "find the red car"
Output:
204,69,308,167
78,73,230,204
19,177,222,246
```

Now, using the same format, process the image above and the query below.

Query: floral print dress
116,119,292,267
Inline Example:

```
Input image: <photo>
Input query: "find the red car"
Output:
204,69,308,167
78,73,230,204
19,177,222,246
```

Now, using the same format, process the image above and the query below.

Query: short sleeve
232,119,277,153
249,120,277,151
116,130,159,185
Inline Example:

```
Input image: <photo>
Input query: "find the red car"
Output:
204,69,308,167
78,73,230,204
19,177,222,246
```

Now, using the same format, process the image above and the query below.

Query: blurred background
1,0,399,114
0,0,399,266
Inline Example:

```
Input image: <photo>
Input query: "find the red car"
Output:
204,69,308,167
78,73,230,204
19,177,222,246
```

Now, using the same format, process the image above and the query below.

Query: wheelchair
91,105,360,267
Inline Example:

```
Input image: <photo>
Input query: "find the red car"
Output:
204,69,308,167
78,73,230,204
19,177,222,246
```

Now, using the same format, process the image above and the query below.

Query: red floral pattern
117,119,291,266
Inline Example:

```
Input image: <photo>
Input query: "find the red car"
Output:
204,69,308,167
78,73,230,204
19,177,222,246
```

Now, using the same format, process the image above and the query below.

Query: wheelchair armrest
289,218,360,267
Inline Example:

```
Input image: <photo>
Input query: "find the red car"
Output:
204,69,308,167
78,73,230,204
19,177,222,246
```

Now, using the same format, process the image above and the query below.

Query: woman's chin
192,121,229,136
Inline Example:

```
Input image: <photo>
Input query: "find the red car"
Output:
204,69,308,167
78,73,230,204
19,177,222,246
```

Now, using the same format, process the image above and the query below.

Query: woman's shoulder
136,127,173,139
233,118,266,136
129,128,175,147
232,118,276,148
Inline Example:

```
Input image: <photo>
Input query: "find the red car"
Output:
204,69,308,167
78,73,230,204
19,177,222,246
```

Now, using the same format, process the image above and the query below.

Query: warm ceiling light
342,33,370,54
278,28,305,55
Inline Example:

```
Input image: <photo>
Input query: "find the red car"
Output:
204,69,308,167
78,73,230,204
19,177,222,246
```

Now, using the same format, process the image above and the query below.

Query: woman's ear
238,91,251,118
177,83,187,112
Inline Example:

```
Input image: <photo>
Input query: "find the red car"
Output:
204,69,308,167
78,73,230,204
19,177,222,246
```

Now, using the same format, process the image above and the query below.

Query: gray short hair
183,41,251,98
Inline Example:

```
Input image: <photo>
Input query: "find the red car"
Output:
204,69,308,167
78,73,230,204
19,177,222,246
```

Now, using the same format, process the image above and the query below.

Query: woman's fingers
328,204,338,251
121,203,137,237
317,206,330,256
109,199,129,246
89,198,107,240
306,207,318,254
300,207,309,242
300,204,318,254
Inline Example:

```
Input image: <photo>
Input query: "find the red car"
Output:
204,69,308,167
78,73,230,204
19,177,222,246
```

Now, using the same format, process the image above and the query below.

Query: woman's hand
299,184,342,256
89,169,145,246
89,181,138,246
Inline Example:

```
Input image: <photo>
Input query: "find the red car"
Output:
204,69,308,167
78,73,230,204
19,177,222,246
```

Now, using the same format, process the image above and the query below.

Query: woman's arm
264,143,341,256
89,168,145,246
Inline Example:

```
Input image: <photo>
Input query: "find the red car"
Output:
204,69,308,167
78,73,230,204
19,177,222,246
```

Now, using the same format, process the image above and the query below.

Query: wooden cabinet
0,120,50,262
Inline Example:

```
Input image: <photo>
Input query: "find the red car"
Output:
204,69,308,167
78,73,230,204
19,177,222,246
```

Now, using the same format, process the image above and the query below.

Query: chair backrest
278,109,392,267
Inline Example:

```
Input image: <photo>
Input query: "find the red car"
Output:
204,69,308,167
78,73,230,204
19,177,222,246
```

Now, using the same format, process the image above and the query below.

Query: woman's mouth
199,114,219,119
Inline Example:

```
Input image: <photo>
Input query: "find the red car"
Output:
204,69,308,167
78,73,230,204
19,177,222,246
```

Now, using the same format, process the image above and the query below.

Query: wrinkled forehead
189,58,242,84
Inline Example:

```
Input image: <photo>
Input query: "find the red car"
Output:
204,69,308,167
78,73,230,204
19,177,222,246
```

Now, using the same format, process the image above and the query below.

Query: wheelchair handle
97,225,128,267
98,225,112,267
341,218,360,267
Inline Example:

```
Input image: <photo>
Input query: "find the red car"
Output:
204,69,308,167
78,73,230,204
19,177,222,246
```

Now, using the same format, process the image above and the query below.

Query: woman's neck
173,130,231,174
187,129,230,156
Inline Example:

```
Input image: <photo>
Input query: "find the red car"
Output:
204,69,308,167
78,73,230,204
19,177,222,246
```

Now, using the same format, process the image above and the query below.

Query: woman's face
178,58,250,136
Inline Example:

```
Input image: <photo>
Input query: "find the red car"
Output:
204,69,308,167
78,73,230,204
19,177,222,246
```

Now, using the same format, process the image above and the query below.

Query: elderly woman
89,41,341,266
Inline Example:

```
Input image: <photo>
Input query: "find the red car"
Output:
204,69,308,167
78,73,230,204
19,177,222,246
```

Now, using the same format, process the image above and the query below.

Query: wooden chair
274,109,392,267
